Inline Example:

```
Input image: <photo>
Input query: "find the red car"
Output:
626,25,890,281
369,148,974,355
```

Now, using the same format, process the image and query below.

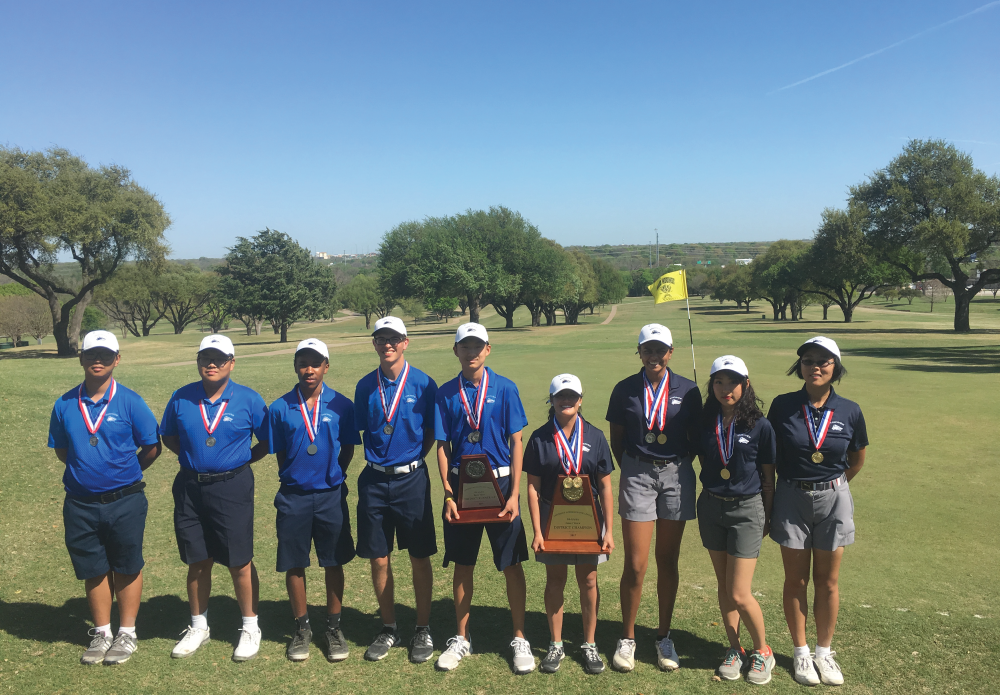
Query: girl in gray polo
766,337,868,687
695,356,776,685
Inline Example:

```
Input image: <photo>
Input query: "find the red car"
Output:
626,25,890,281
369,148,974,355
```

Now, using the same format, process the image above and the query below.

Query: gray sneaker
540,643,565,673
718,647,746,680
103,632,137,666
286,627,312,662
325,626,349,662
409,627,434,663
746,649,775,685
365,626,400,661
80,629,112,665
511,637,535,674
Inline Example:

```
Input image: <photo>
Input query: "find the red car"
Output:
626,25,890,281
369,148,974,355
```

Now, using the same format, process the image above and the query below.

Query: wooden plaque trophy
539,474,603,554
452,453,509,524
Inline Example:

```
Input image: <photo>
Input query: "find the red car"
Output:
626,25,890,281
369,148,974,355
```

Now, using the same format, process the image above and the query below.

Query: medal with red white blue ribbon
298,384,324,455
642,370,669,444
78,380,117,447
199,396,228,448
377,362,409,436
715,414,735,480
802,405,834,464
457,368,489,443
554,416,585,501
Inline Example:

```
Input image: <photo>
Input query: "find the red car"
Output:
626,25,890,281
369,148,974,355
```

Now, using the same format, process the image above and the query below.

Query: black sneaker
409,627,434,663
325,626,349,662
286,627,312,662
540,643,565,673
364,626,400,661
581,643,605,674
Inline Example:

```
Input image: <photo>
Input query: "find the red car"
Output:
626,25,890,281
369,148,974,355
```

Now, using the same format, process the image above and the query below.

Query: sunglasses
82,350,117,363
801,358,835,368
373,336,405,347
197,354,232,367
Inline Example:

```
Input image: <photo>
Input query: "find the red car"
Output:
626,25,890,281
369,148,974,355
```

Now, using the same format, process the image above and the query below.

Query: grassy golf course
1,296,998,694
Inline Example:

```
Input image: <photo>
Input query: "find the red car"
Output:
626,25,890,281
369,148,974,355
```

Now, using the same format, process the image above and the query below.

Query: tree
627,269,654,297
560,250,599,325
201,294,230,333
712,264,755,312
339,273,381,329
0,147,170,355
852,139,1000,332
799,205,904,322
94,263,167,337
591,256,628,305
898,287,921,305
523,239,572,327
158,264,214,334
427,295,459,322
217,229,336,342
750,240,810,320
0,296,29,342
396,296,426,322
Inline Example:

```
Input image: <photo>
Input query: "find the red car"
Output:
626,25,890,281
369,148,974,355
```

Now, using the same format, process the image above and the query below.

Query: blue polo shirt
767,387,869,483
268,384,360,491
695,416,776,496
354,364,438,466
159,379,268,474
48,381,160,496
434,367,528,471
606,368,702,459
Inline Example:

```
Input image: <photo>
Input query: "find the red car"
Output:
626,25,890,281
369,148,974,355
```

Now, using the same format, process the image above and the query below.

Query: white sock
815,645,831,659
793,645,810,659
242,615,259,632
191,612,208,631
118,626,136,638
96,623,112,638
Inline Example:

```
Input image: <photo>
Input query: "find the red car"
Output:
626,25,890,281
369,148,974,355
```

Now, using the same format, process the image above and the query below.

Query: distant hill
570,241,778,271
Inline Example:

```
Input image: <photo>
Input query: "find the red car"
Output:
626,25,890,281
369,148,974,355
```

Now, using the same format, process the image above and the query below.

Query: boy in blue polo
353,317,438,663
434,322,535,675
268,338,360,663
160,334,269,663
48,330,161,666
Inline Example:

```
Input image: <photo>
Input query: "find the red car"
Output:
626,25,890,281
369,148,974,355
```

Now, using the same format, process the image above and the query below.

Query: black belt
186,463,249,484
786,474,845,491
630,451,682,466
706,490,760,502
70,481,146,504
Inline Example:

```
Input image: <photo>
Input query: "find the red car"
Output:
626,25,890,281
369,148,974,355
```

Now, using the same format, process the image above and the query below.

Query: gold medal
720,468,731,480
811,451,824,464
657,433,667,445
644,432,656,444
562,476,584,502
465,458,486,479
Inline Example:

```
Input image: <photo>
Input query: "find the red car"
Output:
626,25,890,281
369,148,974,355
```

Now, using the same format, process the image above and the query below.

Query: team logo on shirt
322,415,333,422
583,443,591,452
670,397,682,405
106,415,118,422
738,435,750,444
223,415,234,422
405,395,417,404
486,396,496,404
831,422,844,432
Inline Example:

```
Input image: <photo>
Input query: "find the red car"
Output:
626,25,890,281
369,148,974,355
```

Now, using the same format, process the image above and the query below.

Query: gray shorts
696,491,765,559
618,452,696,522
770,476,855,551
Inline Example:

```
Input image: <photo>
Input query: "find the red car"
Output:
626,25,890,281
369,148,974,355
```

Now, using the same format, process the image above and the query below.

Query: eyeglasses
801,358,835,368
82,350,117,363
373,336,404,347
197,354,232,367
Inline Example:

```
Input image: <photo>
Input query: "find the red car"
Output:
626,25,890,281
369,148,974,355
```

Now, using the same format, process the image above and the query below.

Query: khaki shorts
618,452,696,522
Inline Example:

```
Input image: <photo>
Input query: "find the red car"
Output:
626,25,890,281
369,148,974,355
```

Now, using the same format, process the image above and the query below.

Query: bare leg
812,548,844,648
84,573,114,627
325,566,345,615
286,568,308,618
229,561,259,617
708,550,742,648
576,564,599,644
619,519,654,639
112,571,143,628
728,557,766,651
780,546,812,648
411,555,433,626
186,558,214,616
544,565,568,642
503,563,527,639
370,556,395,624
453,564,475,638
654,519,685,636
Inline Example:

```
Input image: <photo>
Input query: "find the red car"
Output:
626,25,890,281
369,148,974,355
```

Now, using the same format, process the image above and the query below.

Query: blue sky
2,1,998,258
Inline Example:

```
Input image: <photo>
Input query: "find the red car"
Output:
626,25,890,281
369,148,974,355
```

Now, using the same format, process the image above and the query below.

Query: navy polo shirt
606,368,702,459
160,379,268,474
767,387,869,483
522,418,615,521
268,384,361,491
695,416,776,496
354,363,438,466
434,367,528,471
48,381,160,496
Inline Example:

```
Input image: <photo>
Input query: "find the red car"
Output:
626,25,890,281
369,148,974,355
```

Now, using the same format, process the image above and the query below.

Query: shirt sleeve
758,419,777,467
268,400,286,455
605,382,626,425
683,384,703,445
849,408,869,451
340,397,362,445
48,402,68,449
766,398,786,465
353,379,368,433
422,377,439,425
130,396,161,446
433,390,450,441
594,430,615,474
251,392,269,442
522,435,542,476
159,391,179,437
505,382,528,435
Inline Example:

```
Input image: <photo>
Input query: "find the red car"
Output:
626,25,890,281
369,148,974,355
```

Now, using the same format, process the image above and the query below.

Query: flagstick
685,295,697,384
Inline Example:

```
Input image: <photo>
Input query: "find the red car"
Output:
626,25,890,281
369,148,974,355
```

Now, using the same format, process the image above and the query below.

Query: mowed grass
1,298,999,694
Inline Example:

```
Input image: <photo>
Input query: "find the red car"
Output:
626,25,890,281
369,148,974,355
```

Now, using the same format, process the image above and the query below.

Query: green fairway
1,298,998,694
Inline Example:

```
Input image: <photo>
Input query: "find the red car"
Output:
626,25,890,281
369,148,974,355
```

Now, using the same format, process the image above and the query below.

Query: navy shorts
173,466,255,568
443,473,529,571
356,463,437,560
275,484,357,572
63,490,147,580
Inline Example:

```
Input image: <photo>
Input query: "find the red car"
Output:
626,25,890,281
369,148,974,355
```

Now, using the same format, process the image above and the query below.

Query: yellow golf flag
648,269,688,304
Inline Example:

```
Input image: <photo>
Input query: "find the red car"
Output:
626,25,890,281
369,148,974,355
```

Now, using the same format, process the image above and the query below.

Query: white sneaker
171,626,211,658
435,634,472,671
511,637,535,674
612,638,636,672
233,627,261,662
794,654,821,686
656,634,680,671
814,651,844,686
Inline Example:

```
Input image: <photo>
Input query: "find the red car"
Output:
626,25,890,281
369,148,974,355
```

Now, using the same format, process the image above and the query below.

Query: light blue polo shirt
434,367,528,471
48,381,160,496
159,379,268,473
354,364,438,466
268,384,361,490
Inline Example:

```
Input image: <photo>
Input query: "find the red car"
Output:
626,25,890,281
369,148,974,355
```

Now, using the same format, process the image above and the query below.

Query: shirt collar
800,385,839,410
201,379,235,404
80,384,112,406
293,382,330,409
637,367,674,389
461,367,490,389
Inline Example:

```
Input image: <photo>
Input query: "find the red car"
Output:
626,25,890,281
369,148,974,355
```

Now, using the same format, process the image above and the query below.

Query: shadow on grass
843,346,1000,373
737,326,1000,336
0,349,64,361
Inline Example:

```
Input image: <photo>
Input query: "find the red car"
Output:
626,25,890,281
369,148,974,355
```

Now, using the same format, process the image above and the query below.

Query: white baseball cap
638,323,673,347
549,373,583,397
797,336,841,360
296,338,330,360
82,330,120,353
372,316,407,337
198,334,235,356
455,322,489,344
710,355,749,378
